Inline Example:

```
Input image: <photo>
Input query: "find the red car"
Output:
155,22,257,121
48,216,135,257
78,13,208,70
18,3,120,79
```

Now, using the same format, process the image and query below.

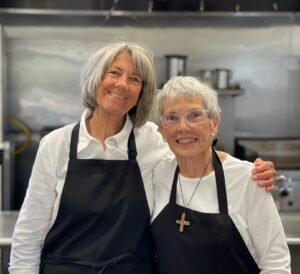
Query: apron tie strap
42,253,135,274
94,253,133,274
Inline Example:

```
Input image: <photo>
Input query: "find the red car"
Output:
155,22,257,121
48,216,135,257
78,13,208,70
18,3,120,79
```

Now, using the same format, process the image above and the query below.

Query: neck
177,148,213,178
86,108,126,149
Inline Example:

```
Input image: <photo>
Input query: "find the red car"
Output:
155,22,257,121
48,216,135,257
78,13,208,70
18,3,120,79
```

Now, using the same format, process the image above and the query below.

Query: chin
173,149,199,158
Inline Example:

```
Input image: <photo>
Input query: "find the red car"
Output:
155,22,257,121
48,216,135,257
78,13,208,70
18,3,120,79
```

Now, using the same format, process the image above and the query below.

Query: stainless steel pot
165,54,188,80
215,69,233,89
199,69,215,87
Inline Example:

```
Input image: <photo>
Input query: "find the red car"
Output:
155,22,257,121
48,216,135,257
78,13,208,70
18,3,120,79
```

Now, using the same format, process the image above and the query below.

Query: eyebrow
108,65,121,71
166,108,203,113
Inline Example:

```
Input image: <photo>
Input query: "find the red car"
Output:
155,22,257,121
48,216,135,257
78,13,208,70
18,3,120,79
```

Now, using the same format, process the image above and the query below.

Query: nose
177,117,190,130
115,75,129,90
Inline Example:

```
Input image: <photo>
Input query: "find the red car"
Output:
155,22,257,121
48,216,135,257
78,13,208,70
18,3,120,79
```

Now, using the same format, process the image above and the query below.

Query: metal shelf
216,89,244,96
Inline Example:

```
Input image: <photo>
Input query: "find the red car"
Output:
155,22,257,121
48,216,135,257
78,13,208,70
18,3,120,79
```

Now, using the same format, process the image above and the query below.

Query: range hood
1,0,299,12
0,0,150,10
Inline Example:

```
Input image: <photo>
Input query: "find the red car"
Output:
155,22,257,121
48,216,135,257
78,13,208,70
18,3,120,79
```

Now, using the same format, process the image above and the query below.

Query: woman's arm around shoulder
252,158,276,192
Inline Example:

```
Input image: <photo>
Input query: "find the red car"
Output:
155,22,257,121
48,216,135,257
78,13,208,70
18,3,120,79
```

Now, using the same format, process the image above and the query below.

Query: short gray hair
153,76,221,124
80,41,156,127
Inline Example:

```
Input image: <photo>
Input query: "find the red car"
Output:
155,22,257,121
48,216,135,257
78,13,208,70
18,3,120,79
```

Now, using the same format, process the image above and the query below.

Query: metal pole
0,24,5,144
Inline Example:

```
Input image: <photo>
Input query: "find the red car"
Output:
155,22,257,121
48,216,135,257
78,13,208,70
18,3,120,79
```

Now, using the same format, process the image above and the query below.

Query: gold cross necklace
176,157,211,233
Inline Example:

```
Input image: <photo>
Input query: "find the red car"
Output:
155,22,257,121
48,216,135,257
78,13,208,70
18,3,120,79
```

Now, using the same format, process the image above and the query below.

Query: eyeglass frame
160,109,211,129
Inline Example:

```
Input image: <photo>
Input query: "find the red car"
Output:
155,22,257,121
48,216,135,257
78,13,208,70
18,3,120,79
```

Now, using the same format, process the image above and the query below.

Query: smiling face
160,94,219,159
96,51,143,116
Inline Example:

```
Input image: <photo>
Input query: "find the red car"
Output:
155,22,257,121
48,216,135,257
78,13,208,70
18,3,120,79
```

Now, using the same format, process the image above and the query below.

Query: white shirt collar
78,109,133,153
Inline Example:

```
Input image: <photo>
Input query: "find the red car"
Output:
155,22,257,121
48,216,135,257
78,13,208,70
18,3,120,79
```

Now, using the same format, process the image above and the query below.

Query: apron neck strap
170,166,180,204
69,122,80,160
69,122,137,161
169,149,228,215
212,149,228,215
127,128,137,160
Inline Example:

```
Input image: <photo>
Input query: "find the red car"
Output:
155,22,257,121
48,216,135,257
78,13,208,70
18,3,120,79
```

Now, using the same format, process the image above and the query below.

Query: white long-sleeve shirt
151,153,291,274
9,109,171,274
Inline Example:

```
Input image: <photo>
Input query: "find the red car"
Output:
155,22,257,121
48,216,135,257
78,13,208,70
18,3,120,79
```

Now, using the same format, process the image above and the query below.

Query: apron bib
151,149,260,274
40,122,154,274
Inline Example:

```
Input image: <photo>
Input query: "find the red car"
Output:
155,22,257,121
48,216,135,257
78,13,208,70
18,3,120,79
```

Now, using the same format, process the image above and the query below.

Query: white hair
153,76,221,124
80,40,156,127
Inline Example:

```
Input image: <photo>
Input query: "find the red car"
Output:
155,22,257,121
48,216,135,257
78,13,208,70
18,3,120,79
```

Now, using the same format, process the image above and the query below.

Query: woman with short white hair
151,76,290,274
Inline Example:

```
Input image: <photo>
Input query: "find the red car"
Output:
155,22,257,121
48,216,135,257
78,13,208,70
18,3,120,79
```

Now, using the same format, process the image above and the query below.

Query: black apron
151,149,260,274
40,122,154,274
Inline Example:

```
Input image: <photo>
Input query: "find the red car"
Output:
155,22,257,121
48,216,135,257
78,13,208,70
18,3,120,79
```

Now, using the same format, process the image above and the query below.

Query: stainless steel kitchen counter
0,211,19,247
0,211,19,274
286,237,300,245
280,212,300,245
1,211,300,245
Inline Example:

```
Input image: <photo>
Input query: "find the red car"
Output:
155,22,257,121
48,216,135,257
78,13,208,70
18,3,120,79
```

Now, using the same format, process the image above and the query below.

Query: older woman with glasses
151,76,290,274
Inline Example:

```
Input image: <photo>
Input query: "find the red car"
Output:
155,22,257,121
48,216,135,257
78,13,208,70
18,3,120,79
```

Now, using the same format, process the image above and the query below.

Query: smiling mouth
108,90,128,100
176,137,197,144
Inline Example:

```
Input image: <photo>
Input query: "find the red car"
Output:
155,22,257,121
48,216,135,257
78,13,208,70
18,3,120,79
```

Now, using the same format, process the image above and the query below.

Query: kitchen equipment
235,138,300,211
275,170,300,211
215,69,233,90
199,69,215,87
235,138,300,169
165,54,188,80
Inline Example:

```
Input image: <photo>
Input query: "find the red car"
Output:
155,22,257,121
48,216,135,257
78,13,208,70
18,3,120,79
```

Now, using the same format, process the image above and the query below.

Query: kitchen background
0,0,300,273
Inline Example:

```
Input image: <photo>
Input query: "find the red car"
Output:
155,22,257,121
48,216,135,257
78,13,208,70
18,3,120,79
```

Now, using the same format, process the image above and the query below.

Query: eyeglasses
160,109,210,129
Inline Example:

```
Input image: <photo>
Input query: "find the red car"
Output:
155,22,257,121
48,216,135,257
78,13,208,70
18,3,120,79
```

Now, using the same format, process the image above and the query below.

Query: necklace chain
178,157,211,209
